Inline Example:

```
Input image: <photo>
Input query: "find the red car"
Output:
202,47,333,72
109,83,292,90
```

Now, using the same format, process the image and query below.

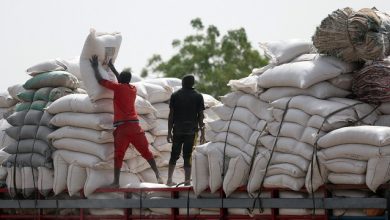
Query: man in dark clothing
167,74,205,186
90,55,163,187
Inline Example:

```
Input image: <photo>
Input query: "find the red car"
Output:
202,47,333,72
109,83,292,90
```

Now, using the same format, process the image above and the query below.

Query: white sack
38,167,53,197
328,73,353,90
258,54,356,89
259,39,313,65
0,166,7,180
84,168,141,197
272,96,377,127
328,173,366,185
207,148,228,193
260,135,313,160
153,103,169,119
0,92,17,108
207,119,255,142
50,112,113,130
54,150,102,168
264,174,305,191
202,93,220,108
211,105,260,130
324,159,367,174
260,81,350,102
366,156,390,192
27,57,82,79
379,102,390,115
318,145,387,161
67,164,87,196
223,154,250,197
318,126,390,148
133,82,173,103
6,167,22,197
227,75,260,94
272,108,311,127
139,114,157,131
52,138,114,161
48,126,114,144
236,94,273,121
153,135,171,152
21,167,38,198
150,119,168,136
201,141,252,164
144,78,182,88
220,91,245,108
192,151,209,196
80,29,121,101
47,94,113,114
52,152,68,195
7,84,26,101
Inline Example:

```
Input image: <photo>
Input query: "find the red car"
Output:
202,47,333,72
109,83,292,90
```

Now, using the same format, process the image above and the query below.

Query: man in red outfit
90,55,163,187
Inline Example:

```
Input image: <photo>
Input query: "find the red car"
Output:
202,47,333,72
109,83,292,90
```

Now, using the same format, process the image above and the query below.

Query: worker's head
118,71,132,84
182,74,195,89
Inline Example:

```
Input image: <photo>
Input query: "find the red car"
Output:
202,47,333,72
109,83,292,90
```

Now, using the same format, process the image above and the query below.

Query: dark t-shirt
169,88,205,134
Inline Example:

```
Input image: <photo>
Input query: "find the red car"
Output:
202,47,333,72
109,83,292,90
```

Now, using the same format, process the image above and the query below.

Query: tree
141,18,268,97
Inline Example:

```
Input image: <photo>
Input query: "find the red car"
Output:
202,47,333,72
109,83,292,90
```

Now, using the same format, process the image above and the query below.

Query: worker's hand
167,132,173,143
90,55,99,69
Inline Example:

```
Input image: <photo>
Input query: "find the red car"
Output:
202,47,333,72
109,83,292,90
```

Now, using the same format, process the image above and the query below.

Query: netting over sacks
313,7,390,62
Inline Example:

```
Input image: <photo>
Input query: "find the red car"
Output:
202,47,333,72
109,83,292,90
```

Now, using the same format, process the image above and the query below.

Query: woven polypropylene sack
79,29,121,101
24,71,79,89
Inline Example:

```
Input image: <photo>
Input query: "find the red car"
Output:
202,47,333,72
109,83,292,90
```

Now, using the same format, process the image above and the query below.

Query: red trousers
113,122,153,169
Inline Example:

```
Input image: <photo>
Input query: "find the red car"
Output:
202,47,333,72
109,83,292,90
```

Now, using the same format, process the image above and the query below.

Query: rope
246,121,268,216
11,122,22,208
249,123,268,174
251,98,292,213
220,105,237,219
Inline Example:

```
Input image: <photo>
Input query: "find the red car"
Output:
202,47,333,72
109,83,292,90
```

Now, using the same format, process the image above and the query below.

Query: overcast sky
1,0,389,91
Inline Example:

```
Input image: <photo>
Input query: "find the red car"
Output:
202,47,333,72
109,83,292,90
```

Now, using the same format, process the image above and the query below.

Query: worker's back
170,87,204,134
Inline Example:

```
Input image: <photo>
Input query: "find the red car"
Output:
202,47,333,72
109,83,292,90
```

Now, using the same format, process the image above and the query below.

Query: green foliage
142,18,268,97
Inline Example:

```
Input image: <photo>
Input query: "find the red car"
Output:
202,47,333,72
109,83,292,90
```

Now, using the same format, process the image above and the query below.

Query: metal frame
0,184,388,220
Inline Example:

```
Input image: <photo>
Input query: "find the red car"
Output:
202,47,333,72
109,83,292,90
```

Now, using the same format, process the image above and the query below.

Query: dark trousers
169,133,196,167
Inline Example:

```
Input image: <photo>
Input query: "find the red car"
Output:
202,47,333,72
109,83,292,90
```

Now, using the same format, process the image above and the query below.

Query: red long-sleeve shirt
100,80,138,123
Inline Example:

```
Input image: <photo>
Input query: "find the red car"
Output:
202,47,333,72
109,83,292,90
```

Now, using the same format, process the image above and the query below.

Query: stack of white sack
143,79,220,183
251,94,377,194
192,85,273,197
191,39,381,200
316,126,390,192
0,91,18,185
128,78,179,177
3,70,79,198
242,40,379,195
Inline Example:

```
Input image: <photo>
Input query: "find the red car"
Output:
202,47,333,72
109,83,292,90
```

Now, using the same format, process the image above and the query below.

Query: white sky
1,0,389,91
